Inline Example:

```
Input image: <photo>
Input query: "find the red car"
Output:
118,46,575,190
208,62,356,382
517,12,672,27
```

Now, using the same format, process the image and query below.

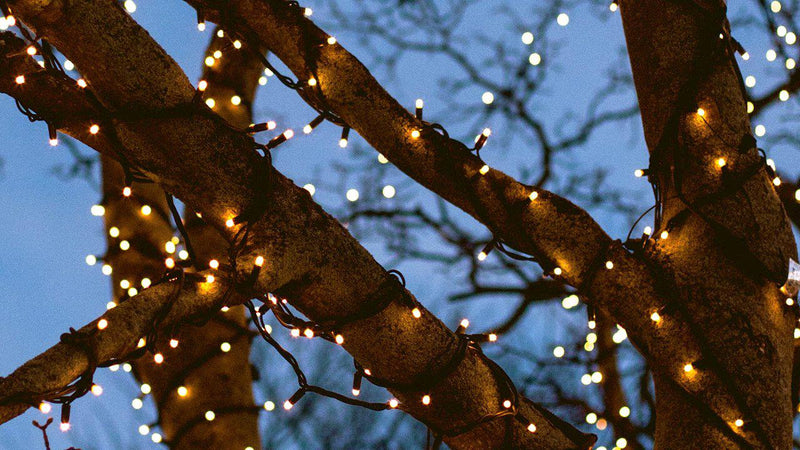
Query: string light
97,319,108,330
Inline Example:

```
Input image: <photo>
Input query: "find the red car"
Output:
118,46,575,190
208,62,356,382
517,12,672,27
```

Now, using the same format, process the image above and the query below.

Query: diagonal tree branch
0,271,237,425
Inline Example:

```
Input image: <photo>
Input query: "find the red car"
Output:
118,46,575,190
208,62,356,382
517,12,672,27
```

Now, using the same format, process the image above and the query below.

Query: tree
0,0,798,448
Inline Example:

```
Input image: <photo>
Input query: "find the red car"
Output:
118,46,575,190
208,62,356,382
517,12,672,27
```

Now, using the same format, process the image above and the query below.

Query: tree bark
620,0,797,447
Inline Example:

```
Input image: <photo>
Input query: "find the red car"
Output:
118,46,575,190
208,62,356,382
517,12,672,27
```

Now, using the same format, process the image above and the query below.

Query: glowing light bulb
529,191,538,201
178,386,188,397
422,395,431,405
335,334,344,344
528,52,541,66
97,319,108,330
488,333,498,342
169,339,179,348
527,423,537,433
205,410,215,421
479,164,490,175
89,124,100,134
77,78,87,88
382,185,396,198
226,218,235,228
696,108,705,117
283,400,293,410
60,422,70,432
734,419,744,427
140,205,151,216
481,91,494,104
346,189,359,202
141,383,151,394
553,346,565,358
521,32,534,45
154,353,164,364
556,13,569,26
553,267,562,276
39,402,51,414
307,78,317,87
605,260,614,270
15,75,24,84
660,230,669,240
327,36,337,45
503,400,512,408
412,307,422,319
410,129,420,139
91,384,103,396
389,399,399,408
231,95,241,105
683,363,694,373
650,311,661,323
255,256,265,267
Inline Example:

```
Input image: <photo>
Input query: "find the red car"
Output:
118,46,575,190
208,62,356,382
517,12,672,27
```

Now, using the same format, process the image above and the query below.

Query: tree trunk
620,0,798,447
